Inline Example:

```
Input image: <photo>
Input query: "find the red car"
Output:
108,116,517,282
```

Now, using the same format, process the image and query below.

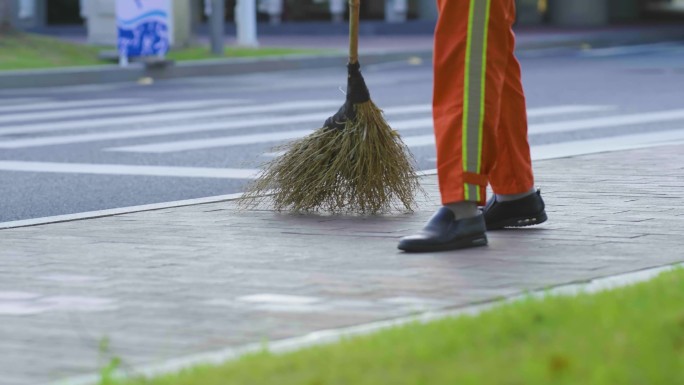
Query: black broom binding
324,62,371,131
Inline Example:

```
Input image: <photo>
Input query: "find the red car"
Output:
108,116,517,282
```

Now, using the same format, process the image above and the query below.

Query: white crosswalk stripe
0,105,621,151
0,103,439,149
109,130,319,153
422,128,684,175
531,128,684,160
529,109,684,134
0,112,333,149
0,99,139,114
0,100,248,124
105,105,620,153
386,106,615,132
1,98,682,181
0,100,336,136
0,161,260,179
397,108,684,149
403,135,436,148
3,130,683,179
523,105,617,116
0,97,49,106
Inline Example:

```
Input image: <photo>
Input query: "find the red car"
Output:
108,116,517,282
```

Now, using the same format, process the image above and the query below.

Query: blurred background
5,0,684,47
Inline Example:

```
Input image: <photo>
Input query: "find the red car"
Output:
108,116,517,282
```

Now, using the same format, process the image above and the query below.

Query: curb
0,192,246,230
1,139,682,231
0,50,433,90
0,169,438,231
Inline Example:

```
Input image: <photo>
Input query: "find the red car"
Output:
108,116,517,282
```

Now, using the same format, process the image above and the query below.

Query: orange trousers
433,0,534,206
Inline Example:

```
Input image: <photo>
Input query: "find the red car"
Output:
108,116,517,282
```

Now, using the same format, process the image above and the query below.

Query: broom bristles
240,101,422,215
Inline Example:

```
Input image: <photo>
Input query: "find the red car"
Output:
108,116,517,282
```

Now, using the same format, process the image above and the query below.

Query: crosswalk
105,105,618,153
2,96,684,181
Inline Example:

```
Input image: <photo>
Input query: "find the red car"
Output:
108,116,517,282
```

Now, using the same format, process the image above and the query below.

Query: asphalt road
2,43,684,223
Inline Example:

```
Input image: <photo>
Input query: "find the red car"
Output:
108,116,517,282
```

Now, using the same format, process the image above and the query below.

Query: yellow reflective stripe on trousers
462,0,491,202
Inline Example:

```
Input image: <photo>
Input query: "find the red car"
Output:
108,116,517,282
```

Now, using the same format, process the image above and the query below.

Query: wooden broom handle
349,0,360,64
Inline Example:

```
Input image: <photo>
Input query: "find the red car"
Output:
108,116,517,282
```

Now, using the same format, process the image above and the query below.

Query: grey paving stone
1,145,683,385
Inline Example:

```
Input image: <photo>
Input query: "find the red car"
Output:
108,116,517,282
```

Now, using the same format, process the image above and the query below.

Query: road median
2,24,684,89
0,50,433,89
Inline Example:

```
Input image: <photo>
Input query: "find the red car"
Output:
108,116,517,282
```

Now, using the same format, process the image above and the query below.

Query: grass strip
112,268,684,385
0,33,103,70
0,33,329,71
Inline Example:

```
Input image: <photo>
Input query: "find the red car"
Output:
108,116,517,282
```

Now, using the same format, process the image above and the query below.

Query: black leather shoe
398,208,488,253
483,189,547,230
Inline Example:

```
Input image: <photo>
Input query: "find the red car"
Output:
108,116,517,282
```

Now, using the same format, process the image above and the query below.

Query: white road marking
0,100,338,136
419,128,684,175
0,102,610,148
529,109,684,134
376,103,607,118
0,100,247,124
255,106,615,157
524,105,616,117
0,97,49,106
106,121,434,153
401,110,684,149
390,117,433,131
382,105,431,114
403,134,437,148
381,105,615,132
531,128,684,160
0,161,260,179
0,103,432,149
109,130,317,153
0,291,41,300
0,114,332,149
106,105,617,153
0,99,138,114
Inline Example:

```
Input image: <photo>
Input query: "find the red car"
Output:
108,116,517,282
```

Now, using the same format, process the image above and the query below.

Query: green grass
0,33,330,71
0,32,104,70
112,268,684,385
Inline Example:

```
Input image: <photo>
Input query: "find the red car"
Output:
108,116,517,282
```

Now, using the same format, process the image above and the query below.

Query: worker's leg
399,0,515,252
433,0,514,208
482,1,548,230
488,7,534,196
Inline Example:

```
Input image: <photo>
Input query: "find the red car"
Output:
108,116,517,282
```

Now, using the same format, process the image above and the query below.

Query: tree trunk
0,0,14,33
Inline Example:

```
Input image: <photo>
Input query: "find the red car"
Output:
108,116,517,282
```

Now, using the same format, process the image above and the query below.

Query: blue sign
116,0,172,59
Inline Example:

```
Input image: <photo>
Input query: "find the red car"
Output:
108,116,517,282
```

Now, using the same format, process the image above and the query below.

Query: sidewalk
1,145,683,385
2,23,684,89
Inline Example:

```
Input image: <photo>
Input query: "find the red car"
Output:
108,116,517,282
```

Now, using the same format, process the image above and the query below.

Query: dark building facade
13,0,684,29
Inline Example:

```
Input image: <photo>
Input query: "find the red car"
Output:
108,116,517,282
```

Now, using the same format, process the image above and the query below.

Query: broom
241,0,421,214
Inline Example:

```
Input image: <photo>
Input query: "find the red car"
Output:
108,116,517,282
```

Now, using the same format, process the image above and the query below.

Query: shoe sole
486,210,548,230
399,234,488,253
